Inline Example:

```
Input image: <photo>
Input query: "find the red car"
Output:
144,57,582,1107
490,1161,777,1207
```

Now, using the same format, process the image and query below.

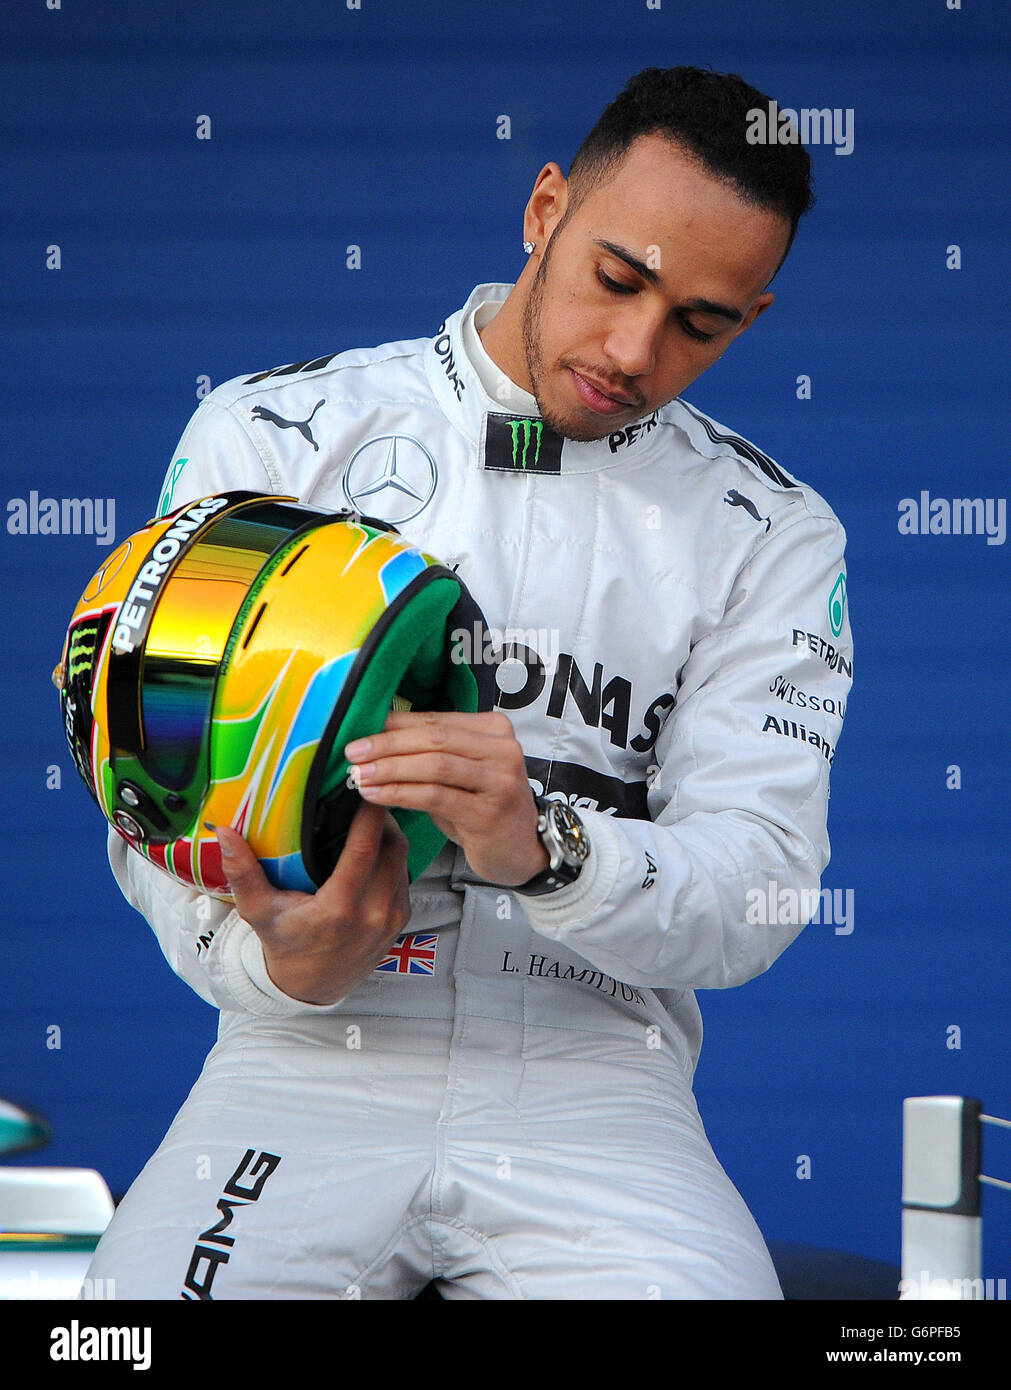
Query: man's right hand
214,801,411,1005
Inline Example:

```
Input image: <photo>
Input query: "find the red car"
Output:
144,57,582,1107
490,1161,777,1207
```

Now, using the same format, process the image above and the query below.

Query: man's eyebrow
682,297,744,325
595,239,745,324
596,239,662,286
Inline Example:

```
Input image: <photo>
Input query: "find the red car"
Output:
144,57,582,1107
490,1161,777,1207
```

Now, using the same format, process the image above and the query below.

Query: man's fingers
311,798,387,909
342,798,389,857
348,724,518,771
216,804,409,948
380,709,514,736
343,709,514,757
357,814,412,931
379,809,410,857
356,750,487,793
215,824,282,923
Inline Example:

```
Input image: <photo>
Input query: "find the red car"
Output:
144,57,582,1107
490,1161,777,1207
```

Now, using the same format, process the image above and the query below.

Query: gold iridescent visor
107,495,329,791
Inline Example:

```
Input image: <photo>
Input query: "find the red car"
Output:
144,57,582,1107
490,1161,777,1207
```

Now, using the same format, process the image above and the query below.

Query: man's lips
569,369,640,415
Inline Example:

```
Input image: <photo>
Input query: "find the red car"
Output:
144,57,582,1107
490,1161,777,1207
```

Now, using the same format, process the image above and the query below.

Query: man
87,66,852,1299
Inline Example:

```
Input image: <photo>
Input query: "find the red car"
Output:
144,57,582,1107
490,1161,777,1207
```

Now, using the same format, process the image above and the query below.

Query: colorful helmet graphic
56,491,496,899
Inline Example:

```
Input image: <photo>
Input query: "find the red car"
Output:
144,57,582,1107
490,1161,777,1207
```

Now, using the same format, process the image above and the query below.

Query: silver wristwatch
514,795,590,896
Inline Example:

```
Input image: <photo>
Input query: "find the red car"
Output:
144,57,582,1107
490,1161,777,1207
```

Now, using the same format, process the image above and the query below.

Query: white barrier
901,1095,1009,1300
0,1167,115,1301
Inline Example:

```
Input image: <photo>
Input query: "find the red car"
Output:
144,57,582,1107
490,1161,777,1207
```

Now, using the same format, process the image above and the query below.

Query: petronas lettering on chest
487,635,673,752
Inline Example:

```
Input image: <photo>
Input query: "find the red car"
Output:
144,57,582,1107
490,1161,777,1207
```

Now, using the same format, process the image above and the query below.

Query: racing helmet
55,491,496,899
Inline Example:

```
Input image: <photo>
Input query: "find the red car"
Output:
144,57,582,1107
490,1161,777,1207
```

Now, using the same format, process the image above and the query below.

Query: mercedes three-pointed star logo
342,435,438,525
82,540,133,601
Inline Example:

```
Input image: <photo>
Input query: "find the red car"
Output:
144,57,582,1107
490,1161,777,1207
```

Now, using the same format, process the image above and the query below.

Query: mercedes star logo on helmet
342,435,438,524
82,539,133,601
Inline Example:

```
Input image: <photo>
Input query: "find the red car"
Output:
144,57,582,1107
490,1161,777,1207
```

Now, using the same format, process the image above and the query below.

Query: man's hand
214,801,411,1005
344,710,549,887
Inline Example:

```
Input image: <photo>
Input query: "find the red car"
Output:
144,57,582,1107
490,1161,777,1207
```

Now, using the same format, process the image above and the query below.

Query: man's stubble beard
521,236,614,444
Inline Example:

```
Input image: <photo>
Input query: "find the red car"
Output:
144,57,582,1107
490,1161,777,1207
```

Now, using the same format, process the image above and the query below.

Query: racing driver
86,65,853,1300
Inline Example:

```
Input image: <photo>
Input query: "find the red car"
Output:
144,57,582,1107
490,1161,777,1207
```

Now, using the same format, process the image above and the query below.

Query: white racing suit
87,283,853,1300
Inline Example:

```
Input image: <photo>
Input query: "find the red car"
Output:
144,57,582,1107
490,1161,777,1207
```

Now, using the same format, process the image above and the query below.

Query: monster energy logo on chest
511,418,542,468
484,413,564,474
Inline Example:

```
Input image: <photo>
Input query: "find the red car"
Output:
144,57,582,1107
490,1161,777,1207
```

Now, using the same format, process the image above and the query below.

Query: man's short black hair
568,66,816,271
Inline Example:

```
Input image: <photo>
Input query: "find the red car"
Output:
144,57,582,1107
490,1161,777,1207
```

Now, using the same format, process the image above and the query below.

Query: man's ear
523,162,569,248
734,292,775,338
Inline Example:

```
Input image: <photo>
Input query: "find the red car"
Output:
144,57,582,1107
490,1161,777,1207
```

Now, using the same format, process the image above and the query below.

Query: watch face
548,801,590,863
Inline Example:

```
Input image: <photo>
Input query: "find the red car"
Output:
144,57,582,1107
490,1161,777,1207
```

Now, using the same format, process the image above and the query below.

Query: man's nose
603,305,664,378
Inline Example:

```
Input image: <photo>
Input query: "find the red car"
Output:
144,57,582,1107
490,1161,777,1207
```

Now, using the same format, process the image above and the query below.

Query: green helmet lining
313,573,481,882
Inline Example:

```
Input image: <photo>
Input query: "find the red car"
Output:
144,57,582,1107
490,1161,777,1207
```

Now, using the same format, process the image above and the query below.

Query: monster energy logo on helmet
67,622,100,682
58,612,113,799
484,413,563,474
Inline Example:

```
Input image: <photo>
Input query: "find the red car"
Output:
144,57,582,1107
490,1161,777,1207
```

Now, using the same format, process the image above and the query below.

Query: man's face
520,134,792,442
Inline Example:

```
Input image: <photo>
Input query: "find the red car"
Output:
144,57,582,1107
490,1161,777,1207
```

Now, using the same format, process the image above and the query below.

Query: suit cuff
215,916,350,1015
515,810,621,934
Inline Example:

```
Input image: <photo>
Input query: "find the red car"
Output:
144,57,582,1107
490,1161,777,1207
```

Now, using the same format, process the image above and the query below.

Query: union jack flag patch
375,933,438,975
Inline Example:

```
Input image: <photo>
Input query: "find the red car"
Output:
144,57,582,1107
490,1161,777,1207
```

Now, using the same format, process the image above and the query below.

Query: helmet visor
132,500,322,788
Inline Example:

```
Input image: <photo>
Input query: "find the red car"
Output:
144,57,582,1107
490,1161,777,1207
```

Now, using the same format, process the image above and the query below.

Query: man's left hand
343,710,549,887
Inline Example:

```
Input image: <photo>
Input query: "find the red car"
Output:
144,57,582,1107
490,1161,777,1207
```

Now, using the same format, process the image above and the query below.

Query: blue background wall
3,0,1009,1282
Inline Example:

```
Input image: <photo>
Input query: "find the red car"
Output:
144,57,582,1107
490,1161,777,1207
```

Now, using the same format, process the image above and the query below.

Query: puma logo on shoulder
250,400,326,452
724,488,771,532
